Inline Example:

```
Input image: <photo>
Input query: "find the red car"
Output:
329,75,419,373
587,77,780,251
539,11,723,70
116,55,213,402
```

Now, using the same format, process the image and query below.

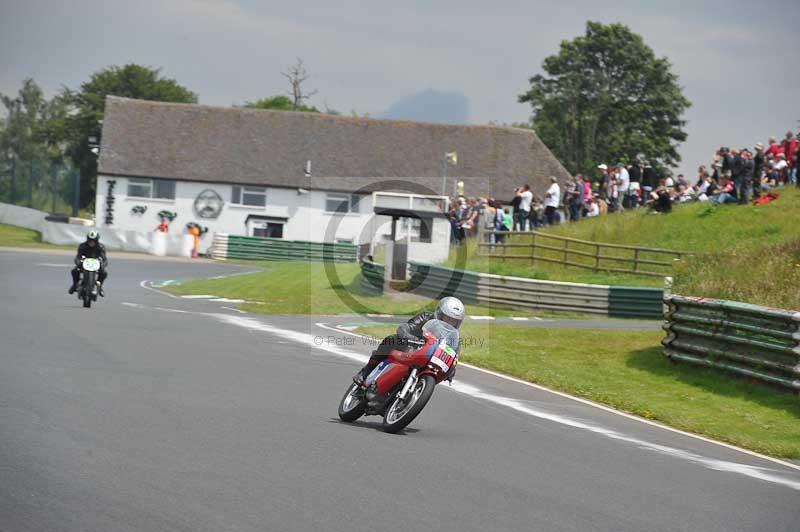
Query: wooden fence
477,230,687,277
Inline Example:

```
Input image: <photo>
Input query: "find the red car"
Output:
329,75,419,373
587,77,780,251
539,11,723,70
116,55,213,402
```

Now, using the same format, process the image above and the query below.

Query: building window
127,178,175,200
411,217,433,243
232,185,266,207
325,193,362,214
127,178,152,198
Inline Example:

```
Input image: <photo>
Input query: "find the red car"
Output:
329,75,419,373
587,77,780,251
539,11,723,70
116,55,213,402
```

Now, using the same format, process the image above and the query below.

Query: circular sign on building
194,189,224,219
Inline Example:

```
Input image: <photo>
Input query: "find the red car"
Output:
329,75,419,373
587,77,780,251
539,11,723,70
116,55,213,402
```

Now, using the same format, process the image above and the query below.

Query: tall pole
9,154,16,204
27,159,34,207
441,154,447,196
50,163,57,213
72,170,80,217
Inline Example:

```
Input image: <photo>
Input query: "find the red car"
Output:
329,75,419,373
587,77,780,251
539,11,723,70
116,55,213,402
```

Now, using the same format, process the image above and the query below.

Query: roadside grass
448,188,800,308
165,260,587,318
0,223,71,250
357,323,800,458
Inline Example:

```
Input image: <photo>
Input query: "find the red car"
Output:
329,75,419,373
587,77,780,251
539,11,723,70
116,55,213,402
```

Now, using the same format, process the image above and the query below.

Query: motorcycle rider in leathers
354,296,466,385
68,230,108,297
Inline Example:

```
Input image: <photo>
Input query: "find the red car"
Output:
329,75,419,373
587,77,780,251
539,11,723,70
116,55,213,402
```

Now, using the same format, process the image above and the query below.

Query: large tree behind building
63,64,197,207
519,21,690,176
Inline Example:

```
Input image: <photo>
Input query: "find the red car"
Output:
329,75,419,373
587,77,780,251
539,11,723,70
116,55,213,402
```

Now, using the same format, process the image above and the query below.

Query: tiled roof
98,96,570,198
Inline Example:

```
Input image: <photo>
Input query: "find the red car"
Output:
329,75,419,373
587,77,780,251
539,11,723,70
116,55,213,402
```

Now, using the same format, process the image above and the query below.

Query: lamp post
442,151,457,196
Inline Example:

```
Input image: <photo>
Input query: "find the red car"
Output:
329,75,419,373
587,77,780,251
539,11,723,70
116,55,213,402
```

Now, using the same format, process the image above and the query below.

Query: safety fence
662,295,800,392
477,230,687,277
405,261,663,318
210,233,357,262
359,260,385,295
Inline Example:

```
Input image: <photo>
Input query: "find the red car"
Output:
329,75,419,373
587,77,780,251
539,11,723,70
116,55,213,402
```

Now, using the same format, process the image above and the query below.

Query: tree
519,21,690,176
0,78,52,204
62,64,197,207
282,58,318,111
244,95,319,113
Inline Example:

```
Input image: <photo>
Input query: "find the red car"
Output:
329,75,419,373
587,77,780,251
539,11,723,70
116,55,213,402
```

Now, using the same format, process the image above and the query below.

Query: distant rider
353,296,466,385
69,230,108,297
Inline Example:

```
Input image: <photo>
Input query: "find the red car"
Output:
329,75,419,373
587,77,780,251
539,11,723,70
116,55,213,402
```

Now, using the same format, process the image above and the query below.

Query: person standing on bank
515,184,533,231
543,176,561,226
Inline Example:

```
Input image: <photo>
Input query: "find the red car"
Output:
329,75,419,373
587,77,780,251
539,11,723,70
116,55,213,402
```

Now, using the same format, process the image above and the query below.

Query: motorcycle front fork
397,369,418,400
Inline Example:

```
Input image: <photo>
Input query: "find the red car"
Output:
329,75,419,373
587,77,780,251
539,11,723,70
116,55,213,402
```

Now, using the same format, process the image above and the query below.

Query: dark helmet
86,230,99,244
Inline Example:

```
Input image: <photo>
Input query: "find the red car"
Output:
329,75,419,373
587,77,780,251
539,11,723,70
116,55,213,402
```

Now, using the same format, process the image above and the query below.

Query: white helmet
435,296,465,329
87,230,99,241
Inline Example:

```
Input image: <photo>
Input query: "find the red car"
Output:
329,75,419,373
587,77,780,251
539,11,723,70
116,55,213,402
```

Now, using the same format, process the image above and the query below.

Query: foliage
358,323,800,458
519,21,690,176
0,79,72,206
244,95,319,113
61,64,197,207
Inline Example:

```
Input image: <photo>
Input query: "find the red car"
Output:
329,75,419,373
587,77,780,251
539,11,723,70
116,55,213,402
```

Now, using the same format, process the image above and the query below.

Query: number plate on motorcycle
431,341,456,372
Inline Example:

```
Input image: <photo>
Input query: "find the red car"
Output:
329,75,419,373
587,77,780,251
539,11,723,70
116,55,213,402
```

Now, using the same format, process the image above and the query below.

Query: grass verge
165,260,588,319
0,223,71,249
357,323,800,458
446,188,800,308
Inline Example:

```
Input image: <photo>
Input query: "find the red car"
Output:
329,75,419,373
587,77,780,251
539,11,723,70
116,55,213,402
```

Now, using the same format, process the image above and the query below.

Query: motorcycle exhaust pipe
398,369,418,400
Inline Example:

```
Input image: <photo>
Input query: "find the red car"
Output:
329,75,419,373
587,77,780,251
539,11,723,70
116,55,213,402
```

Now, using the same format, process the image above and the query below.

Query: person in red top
782,131,798,169
767,136,784,158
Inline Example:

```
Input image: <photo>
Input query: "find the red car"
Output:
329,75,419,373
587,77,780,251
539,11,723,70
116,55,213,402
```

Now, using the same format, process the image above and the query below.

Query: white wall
96,176,378,253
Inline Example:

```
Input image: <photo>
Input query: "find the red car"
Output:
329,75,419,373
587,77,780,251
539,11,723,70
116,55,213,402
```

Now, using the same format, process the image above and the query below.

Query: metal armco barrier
662,295,800,391
407,262,663,318
359,260,385,295
210,233,357,262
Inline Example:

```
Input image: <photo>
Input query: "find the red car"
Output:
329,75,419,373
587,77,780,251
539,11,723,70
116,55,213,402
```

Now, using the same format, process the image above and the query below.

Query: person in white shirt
616,163,630,209
515,184,533,230
543,176,561,225
586,198,600,217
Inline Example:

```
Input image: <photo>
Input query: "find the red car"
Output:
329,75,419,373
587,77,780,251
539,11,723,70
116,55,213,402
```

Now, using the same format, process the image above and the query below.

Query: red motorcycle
338,320,459,433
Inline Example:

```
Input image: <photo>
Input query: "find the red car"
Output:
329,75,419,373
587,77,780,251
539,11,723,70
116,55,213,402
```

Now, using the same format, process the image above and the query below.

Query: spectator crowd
447,130,800,243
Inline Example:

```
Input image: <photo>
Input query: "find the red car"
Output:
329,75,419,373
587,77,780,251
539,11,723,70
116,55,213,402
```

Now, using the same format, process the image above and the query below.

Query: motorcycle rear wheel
338,382,366,422
382,375,435,434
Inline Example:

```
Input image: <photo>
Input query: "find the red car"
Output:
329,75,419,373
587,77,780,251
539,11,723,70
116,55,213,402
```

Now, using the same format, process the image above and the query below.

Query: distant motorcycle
338,319,459,433
76,256,101,308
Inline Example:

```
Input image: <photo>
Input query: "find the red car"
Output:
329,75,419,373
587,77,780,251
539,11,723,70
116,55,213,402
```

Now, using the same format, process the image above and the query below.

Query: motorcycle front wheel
382,375,435,434
338,382,367,422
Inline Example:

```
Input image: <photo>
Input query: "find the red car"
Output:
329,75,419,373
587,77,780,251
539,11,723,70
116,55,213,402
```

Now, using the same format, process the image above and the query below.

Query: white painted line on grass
510,317,530,321
366,313,394,318
139,280,180,299
181,295,216,299
209,298,245,303
319,322,800,475
470,316,495,320
533,316,544,321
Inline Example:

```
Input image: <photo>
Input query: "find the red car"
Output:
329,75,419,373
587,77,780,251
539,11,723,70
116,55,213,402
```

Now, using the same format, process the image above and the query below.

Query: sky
1,0,798,179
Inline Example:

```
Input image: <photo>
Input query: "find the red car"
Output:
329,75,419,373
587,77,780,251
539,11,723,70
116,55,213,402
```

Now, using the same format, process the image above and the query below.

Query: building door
252,222,283,238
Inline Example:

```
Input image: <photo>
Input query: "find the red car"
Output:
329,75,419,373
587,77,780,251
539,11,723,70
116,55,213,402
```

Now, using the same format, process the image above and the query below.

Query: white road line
317,322,800,475
139,280,180,299
113,301,800,487
366,313,394,318
221,306,247,314
121,302,145,308
181,295,216,299
510,317,529,321
209,298,245,303
470,316,495,320
532,316,544,321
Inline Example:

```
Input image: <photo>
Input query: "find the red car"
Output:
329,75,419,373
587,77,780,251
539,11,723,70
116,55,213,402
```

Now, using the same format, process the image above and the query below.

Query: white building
96,97,570,258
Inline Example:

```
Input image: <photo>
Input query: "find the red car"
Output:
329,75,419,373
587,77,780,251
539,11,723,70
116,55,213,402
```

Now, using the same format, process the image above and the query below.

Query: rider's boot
68,282,78,294
353,352,380,386
97,282,105,297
